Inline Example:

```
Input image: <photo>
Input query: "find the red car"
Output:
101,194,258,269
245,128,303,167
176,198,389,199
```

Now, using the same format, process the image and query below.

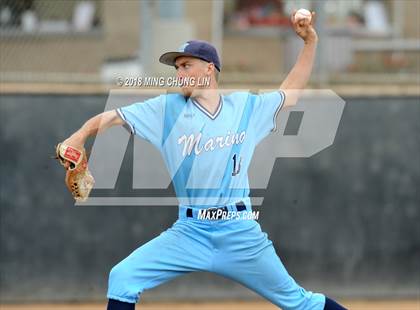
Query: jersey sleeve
251,90,286,143
116,95,165,148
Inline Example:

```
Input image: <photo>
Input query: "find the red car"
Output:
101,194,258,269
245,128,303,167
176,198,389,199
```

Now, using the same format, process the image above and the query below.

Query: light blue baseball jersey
109,90,326,309
117,90,285,208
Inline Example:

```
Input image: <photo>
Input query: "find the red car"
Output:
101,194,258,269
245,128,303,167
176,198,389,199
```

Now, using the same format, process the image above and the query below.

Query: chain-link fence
0,0,419,85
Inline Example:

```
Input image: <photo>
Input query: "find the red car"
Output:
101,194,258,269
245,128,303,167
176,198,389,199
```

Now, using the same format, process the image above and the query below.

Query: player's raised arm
62,110,124,153
280,10,318,108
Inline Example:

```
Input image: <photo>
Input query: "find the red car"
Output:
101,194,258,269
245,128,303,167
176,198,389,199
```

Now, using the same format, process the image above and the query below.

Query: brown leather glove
55,143,94,202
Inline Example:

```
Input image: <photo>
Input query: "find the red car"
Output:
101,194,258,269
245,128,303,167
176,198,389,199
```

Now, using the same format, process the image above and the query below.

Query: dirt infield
1,300,419,310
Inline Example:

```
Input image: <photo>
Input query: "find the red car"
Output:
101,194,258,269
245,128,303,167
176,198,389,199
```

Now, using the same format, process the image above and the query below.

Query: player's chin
181,87,194,97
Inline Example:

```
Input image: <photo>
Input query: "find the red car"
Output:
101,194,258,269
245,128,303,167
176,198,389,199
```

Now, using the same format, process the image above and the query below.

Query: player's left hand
291,11,318,44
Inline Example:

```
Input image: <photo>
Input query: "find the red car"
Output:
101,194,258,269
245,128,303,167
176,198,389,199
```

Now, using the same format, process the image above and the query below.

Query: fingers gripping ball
295,8,312,23
55,143,95,202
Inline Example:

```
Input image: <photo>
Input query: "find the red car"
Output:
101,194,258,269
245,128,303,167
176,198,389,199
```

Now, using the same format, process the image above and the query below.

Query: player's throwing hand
291,9,318,44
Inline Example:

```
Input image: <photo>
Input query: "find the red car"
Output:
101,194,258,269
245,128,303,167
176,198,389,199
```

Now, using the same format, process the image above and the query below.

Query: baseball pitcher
58,10,347,310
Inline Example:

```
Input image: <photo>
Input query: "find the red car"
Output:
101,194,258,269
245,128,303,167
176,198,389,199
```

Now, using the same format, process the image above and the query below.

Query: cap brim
159,52,196,67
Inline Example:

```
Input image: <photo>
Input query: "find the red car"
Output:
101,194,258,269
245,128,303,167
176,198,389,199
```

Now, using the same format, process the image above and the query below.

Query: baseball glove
55,143,94,202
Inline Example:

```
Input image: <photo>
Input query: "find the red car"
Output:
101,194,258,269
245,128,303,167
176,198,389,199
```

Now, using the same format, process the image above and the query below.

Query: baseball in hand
295,8,312,22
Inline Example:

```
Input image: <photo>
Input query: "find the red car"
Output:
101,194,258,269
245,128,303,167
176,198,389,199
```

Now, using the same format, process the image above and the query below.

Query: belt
186,201,247,220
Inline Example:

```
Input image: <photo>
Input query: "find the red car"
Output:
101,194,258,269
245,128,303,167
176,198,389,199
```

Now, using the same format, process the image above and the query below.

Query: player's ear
207,62,215,76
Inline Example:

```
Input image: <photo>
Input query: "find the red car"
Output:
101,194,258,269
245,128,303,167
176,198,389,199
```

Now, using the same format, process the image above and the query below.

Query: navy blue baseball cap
159,40,221,72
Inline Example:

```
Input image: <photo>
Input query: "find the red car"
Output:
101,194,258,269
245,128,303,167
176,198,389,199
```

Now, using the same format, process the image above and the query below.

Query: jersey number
232,154,242,176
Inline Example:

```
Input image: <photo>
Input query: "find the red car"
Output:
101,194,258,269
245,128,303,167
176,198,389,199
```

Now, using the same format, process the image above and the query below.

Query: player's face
174,56,211,97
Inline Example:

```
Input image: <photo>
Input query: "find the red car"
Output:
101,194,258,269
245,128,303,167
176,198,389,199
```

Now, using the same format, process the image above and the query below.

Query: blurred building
0,0,419,85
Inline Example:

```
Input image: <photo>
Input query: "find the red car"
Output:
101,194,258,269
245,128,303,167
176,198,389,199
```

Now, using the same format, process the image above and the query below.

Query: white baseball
295,8,312,22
